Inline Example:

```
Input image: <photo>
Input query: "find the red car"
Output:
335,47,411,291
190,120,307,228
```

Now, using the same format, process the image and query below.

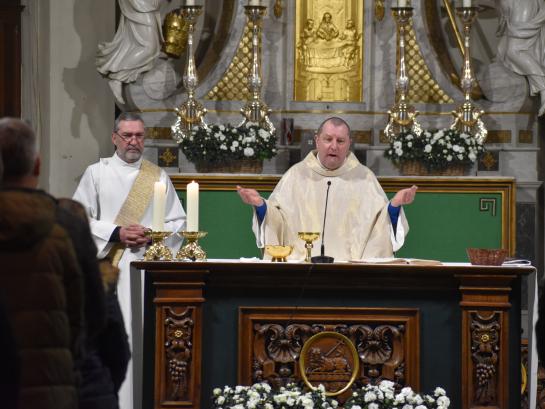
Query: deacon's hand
120,224,150,248
390,185,418,207
236,185,265,207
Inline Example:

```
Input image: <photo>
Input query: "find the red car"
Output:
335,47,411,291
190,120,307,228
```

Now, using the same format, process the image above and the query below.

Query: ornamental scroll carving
251,322,407,389
470,312,501,405
164,307,194,401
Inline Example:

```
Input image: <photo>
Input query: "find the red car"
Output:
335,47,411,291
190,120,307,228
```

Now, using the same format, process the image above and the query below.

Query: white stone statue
96,0,166,105
496,0,545,115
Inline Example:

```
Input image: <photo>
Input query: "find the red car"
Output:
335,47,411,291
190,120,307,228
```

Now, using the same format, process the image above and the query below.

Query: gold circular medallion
299,331,359,396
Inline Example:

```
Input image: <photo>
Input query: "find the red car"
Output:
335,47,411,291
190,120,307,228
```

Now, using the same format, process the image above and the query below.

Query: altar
130,260,536,409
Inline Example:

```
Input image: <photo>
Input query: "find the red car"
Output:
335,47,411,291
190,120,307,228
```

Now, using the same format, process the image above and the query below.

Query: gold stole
108,159,161,267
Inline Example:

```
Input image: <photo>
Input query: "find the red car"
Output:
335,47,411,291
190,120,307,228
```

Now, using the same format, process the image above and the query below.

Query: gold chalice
297,232,320,263
265,245,293,262
144,231,173,261
176,231,207,261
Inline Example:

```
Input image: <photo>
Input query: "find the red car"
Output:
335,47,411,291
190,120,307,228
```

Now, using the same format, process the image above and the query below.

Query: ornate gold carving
294,0,363,102
519,130,533,144
162,9,188,58
486,130,511,144
165,307,194,401
352,130,372,144
375,0,385,22
146,127,173,140
206,20,256,101
159,148,177,167
299,332,359,396
274,0,283,18
404,24,453,104
471,312,500,405
479,151,498,171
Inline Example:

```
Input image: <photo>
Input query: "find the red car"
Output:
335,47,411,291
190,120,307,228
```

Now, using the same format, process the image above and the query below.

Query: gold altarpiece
294,0,363,102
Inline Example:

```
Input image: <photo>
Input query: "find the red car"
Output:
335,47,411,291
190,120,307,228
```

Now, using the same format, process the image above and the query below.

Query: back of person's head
0,118,38,185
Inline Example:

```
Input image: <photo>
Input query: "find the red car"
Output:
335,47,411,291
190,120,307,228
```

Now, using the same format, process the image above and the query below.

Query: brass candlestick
239,5,275,134
172,5,208,143
451,6,487,143
176,231,207,261
384,6,422,141
144,231,173,261
298,232,320,263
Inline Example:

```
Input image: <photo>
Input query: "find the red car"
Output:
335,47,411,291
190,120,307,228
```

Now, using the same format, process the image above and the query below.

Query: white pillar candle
186,181,199,232
248,0,261,6
398,0,407,7
462,0,472,6
152,181,166,231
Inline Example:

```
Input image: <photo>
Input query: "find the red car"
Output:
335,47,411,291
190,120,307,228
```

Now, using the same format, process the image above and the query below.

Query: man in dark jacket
0,118,84,409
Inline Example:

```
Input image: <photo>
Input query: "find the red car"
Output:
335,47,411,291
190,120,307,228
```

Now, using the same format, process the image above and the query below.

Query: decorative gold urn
162,9,188,58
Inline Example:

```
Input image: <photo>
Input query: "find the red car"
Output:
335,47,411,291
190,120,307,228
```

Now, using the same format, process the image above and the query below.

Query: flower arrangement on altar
212,383,338,409
344,380,451,409
384,128,485,175
178,122,277,171
211,381,450,409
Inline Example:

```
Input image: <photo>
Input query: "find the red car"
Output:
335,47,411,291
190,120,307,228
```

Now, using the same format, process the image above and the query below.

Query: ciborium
176,231,207,261
144,231,173,261
265,245,293,262
298,232,320,263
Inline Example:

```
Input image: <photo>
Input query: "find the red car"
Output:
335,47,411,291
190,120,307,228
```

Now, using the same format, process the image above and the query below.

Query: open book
350,257,442,266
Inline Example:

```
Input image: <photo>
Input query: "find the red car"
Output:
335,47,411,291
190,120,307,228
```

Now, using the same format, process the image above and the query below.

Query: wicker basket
195,159,263,174
466,248,508,266
399,160,467,176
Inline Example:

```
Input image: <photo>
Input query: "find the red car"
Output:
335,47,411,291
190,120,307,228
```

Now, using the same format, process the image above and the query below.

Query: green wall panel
387,192,503,262
177,190,503,262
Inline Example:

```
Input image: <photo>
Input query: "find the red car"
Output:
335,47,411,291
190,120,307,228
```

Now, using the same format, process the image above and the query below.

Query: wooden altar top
132,260,534,291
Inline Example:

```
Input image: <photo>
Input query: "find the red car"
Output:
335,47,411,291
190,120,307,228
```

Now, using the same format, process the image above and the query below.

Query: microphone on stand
311,181,335,263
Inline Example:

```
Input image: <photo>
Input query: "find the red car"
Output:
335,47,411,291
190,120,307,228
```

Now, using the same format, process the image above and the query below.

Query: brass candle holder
176,231,207,261
297,232,320,263
144,231,173,261
171,5,208,143
451,6,487,143
239,5,275,134
384,6,422,141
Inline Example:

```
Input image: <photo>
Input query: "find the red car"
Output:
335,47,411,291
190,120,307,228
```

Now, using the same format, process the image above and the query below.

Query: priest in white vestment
238,117,417,261
73,112,186,409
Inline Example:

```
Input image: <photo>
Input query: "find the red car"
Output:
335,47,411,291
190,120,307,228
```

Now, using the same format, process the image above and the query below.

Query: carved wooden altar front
132,261,534,409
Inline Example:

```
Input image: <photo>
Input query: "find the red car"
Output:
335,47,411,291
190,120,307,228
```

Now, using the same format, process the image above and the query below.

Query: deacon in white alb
73,112,186,409
237,117,417,261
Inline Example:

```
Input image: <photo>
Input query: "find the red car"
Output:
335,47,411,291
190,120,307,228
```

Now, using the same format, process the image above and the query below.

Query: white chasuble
252,151,408,261
73,153,185,409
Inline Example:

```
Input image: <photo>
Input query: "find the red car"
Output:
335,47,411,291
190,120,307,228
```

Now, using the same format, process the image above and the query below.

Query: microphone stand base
311,255,335,263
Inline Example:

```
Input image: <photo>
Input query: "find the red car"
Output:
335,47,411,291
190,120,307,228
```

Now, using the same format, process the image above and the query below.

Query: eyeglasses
115,131,145,142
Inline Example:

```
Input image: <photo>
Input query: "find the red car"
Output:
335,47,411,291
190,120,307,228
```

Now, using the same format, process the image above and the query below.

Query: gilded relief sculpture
295,1,363,102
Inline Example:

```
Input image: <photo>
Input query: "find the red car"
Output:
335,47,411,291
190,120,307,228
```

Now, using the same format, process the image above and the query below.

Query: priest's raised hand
237,185,265,207
390,185,418,207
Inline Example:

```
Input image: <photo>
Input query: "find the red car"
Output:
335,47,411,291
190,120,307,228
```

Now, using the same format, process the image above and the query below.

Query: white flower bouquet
212,383,338,409
343,380,450,409
179,122,277,165
384,128,485,172
344,380,450,409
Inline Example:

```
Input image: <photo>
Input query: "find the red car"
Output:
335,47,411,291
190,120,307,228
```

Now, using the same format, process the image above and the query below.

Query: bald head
0,118,39,186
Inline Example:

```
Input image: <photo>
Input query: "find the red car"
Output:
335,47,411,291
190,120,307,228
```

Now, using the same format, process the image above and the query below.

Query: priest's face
112,120,145,163
314,121,351,170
